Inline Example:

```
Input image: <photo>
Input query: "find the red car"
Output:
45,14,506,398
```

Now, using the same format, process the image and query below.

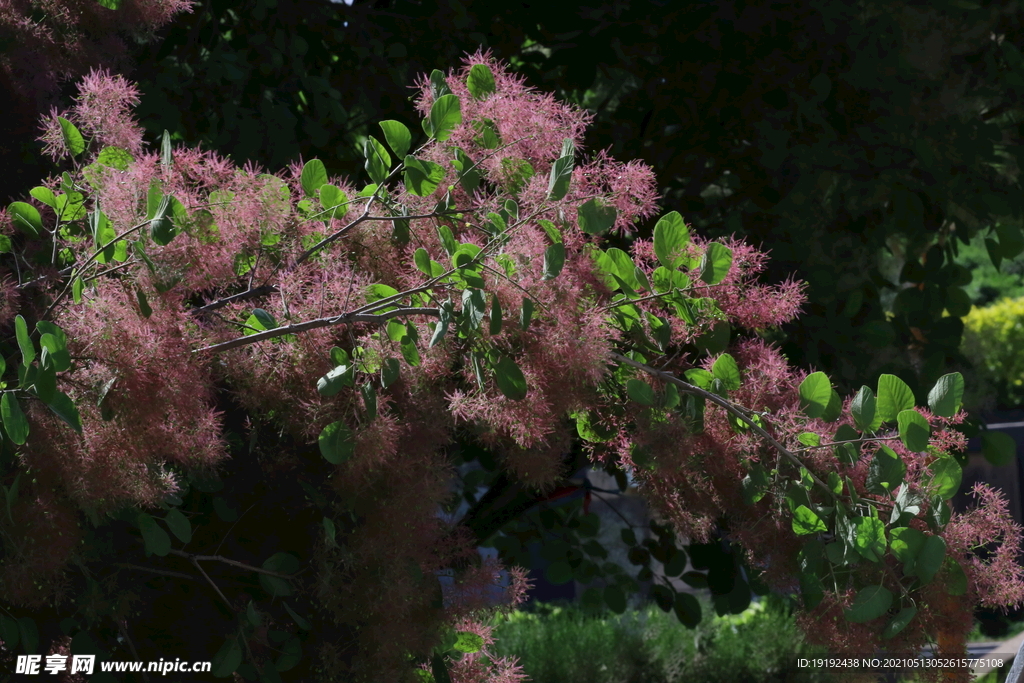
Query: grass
488,598,1024,683
488,596,839,683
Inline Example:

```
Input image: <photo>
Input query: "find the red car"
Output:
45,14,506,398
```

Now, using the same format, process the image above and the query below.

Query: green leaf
138,512,172,556
699,242,733,285
578,198,617,236
876,374,915,422
427,94,462,142
164,509,192,543
72,276,84,304
466,63,497,99
897,409,930,452
928,373,964,418
379,120,411,159
381,358,401,388
851,386,877,432
844,585,893,623
982,430,1016,466
136,289,152,318
882,606,917,640
364,137,391,184
453,631,485,654
1,393,29,445
915,535,946,584
404,155,446,196
97,146,133,170
8,202,42,238
543,243,566,280
653,211,690,269
547,139,575,200
319,184,348,217
711,353,741,391
461,289,485,332
792,505,827,535
400,336,420,367
284,602,311,631
18,617,38,654
853,516,886,562
414,248,432,275
626,379,656,406
273,636,301,673
890,526,925,567
30,186,56,208
822,389,842,422
493,355,527,400
300,159,328,197
319,421,354,464
429,69,452,100
926,456,962,500
867,446,905,495
15,315,34,367
489,294,502,335
520,297,533,330
212,638,242,678
798,372,831,418
452,147,481,194
742,463,770,504
0,615,18,650
317,364,353,396
161,129,172,169
58,117,86,156
603,584,627,613
46,391,81,434
673,592,702,628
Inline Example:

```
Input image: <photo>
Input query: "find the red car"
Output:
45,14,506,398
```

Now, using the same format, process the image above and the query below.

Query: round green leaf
493,355,527,400
927,456,962,500
854,516,886,562
18,617,38,654
543,242,565,280
915,535,946,584
889,527,925,565
946,559,968,596
164,509,192,543
404,155,446,196
604,584,627,614
97,146,133,171
1,393,29,445
625,378,656,406
851,385,877,432
545,560,572,585
428,94,462,142
982,430,1016,467
211,637,243,678
453,631,485,654
897,409,930,452
798,372,831,418
58,117,86,156
927,373,964,418
137,512,171,556
466,63,497,99
876,374,915,422
882,605,917,640
8,202,42,238
379,120,411,158
673,592,702,628
711,353,741,391
792,505,827,535
300,159,328,197
319,421,354,464
844,585,893,623
699,242,733,285
578,198,617,236
866,446,905,494
653,211,690,269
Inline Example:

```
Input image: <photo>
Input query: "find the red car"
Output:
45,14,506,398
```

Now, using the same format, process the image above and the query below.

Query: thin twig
188,555,234,610
116,619,152,683
609,351,836,498
191,307,440,354
167,548,301,579
115,563,198,582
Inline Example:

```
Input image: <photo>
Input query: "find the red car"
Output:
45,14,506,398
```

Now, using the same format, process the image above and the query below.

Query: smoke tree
0,56,1021,683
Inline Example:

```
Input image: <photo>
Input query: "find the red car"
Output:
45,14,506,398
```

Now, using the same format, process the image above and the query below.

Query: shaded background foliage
104,0,1024,407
